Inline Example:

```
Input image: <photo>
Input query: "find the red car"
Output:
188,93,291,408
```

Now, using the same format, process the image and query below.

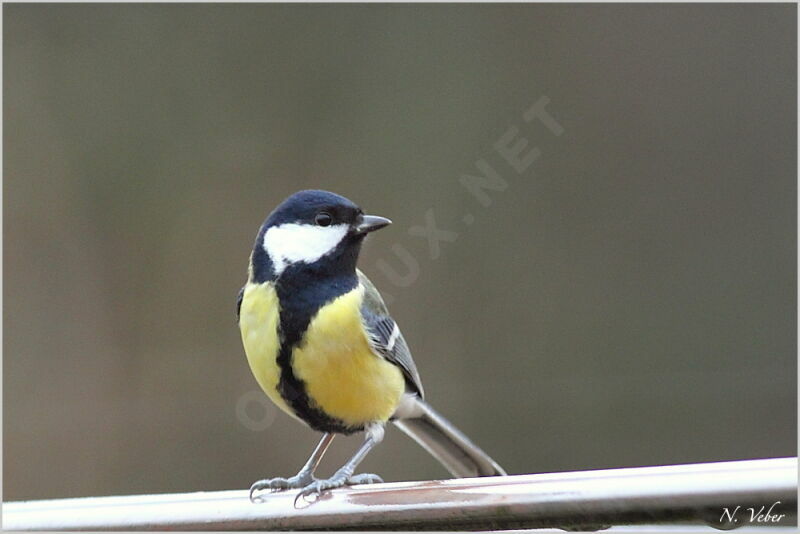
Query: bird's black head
250,190,391,283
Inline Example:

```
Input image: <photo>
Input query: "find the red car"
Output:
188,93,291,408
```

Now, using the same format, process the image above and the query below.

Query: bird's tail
393,397,507,478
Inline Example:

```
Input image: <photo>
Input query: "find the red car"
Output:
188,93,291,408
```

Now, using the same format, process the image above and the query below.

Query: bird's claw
295,480,328,503
347,473,383,485
293,472,383,506
253,471,384,504
250,473,314,502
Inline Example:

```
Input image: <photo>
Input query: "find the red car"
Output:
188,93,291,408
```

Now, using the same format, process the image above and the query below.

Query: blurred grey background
4,4,796,500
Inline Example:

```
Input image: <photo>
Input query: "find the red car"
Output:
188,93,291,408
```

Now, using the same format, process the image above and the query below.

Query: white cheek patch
263,223,349,275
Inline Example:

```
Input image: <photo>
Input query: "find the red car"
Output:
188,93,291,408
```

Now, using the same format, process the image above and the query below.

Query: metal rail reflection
3,457,796,531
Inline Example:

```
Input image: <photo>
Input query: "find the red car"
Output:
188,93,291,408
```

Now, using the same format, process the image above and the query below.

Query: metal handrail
3,457,796,531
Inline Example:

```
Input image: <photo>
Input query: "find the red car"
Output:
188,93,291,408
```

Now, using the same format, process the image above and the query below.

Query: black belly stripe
273,264,363,434
275,346,358,434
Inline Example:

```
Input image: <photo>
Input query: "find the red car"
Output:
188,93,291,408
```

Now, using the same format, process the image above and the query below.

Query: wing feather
358,270,425,399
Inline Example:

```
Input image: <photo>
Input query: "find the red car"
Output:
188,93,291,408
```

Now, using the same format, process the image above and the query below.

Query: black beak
355,214,392,234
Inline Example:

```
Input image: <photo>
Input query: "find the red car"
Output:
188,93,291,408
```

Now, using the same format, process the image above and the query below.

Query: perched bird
238,190,505,501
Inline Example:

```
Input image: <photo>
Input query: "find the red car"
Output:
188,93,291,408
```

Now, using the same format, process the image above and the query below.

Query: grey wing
358,270,425,399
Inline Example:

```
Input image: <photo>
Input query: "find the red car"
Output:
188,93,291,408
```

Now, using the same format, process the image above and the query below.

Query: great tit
238,190,506,501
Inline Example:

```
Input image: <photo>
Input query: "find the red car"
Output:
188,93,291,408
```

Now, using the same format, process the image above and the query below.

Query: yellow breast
239,281,405,428
292,285,405,426
238,282,295,418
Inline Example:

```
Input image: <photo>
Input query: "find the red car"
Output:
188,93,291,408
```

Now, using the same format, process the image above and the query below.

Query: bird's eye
315,212,333,227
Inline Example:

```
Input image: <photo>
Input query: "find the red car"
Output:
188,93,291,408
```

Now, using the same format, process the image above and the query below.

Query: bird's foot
294,471,383,504
250,471,315,502
347,473,383,486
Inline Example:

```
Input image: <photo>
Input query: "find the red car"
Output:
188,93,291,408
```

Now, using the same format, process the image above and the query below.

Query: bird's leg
249,433,335,501
296,423,385,502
